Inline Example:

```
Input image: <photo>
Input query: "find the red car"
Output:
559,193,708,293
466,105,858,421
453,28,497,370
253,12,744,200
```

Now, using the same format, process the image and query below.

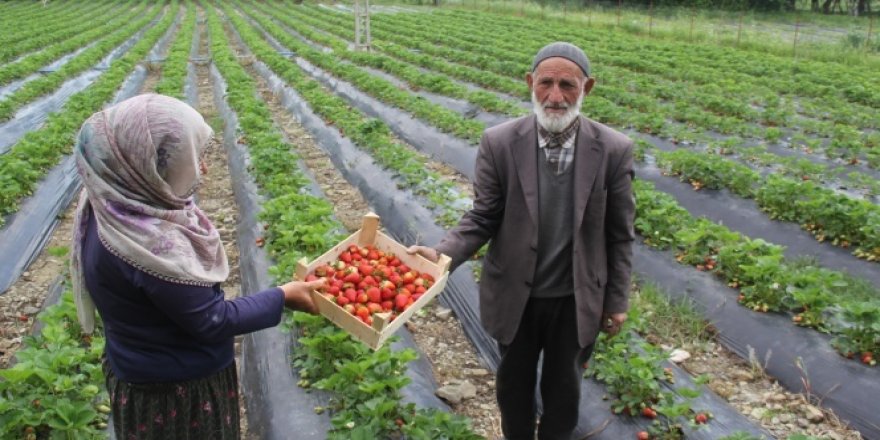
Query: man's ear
526,71,534,91
583,77,596,96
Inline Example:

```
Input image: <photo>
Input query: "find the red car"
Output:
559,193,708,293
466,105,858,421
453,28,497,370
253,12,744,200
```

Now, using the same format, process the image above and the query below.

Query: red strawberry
366,287,381,303
395,295,409,311
355,305,370,320
344,289,357,303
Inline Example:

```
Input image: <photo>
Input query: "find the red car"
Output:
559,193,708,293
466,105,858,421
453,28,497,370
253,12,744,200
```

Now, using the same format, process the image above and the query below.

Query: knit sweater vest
531,148,575,298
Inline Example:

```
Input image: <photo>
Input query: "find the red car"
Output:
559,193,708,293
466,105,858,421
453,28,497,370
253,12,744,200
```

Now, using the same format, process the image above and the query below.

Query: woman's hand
279,279,325,314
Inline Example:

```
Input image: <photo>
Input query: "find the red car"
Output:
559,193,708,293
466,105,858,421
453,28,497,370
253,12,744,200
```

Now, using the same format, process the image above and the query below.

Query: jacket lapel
574,117,604,229
512,115,539,229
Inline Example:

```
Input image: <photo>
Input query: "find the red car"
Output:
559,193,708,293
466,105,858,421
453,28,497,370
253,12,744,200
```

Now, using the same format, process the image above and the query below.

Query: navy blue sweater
83,211,284,383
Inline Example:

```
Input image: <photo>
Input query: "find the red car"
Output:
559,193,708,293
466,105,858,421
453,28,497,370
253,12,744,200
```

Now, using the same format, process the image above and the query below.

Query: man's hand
279,279,324,314
406,245,439,263
600,312,627,337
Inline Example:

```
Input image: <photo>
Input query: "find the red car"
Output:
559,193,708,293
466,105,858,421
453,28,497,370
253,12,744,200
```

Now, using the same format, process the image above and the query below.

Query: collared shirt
537,118,579,175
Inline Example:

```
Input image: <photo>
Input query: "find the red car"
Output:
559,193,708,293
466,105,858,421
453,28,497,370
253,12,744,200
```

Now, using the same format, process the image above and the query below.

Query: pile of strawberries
305,244,435,326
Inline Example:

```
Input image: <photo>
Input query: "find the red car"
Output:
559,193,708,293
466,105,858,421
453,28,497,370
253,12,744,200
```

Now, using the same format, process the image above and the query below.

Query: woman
70,94,322,439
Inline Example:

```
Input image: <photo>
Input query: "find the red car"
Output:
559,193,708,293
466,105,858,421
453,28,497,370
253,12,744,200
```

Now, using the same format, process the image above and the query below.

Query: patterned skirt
105,359,241,440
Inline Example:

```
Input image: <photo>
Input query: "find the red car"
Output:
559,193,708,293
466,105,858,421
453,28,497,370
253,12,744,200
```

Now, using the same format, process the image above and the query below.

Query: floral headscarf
71,94,229,334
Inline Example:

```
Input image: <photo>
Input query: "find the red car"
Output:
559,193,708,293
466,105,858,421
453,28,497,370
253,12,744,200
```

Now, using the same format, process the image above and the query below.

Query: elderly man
409,42,634,439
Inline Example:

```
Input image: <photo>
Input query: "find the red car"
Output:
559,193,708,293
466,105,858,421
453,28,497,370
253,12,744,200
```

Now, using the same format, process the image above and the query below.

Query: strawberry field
0,0,877,439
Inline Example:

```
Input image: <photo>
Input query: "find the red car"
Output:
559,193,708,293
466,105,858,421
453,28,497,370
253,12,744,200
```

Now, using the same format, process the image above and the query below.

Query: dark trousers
496,295,594,440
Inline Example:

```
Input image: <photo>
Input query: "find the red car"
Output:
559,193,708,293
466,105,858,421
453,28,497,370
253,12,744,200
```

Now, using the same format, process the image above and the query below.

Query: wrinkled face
527,57,594,133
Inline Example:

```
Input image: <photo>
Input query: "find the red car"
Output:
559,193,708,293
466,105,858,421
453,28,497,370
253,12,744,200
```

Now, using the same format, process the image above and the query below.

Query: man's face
526,57,595,132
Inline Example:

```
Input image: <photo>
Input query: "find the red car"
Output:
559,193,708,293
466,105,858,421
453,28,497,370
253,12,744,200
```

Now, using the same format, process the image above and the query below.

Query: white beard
532,91,583,133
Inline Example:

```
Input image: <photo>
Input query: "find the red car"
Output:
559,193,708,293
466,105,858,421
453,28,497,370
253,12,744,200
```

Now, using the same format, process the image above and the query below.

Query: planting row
262,2,880,196
250,0,880,273
348,6,877,167
0,2,160,121
432,8,879,112
155,1,197,100
633,177,879,360
0,1,110,55
223,5,766,439
0,0,117,64
284,3,880,176
0,2,135,88
385,8,878,162
652,145,880,261
314,5,876,138
0,4,176,225
206,5,482,437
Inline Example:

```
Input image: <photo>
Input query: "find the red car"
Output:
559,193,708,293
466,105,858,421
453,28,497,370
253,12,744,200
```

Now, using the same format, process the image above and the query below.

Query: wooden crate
295,213,451,350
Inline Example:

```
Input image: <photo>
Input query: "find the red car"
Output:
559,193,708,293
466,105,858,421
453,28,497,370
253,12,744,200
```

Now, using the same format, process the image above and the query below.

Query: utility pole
354,0,372,52
737,9,744,45
868,14,875,50
617,0,622,26
690,7,696,40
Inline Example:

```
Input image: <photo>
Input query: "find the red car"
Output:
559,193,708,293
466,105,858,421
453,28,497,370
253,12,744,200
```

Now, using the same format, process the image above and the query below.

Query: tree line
590,0,874,14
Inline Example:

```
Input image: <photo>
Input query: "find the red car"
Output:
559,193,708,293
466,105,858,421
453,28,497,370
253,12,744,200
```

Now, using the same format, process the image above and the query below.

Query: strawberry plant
0,291,109,438
586,311,674,415
291,313,481,439
832,301,880,364
673,219,736,269
154,1,197,99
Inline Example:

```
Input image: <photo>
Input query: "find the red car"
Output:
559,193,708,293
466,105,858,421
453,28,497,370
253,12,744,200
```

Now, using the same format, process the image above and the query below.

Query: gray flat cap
531,42,591,76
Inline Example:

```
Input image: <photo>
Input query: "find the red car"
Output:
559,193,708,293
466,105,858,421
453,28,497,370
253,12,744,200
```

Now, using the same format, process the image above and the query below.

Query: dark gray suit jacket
436,114,635,347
